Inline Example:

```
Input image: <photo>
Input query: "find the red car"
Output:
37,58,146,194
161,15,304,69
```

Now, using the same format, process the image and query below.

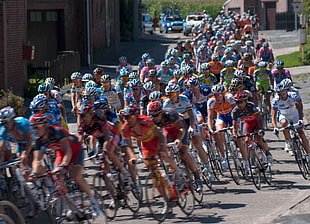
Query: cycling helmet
275,60,284,69
128,72,138,79
234,92,248,101
142,52,150,59
93,99,109,110
234,69,246,78
148,101,163,115
280,78,292,90
82,73,94,82
0,106,16,122
224,48,232,55
168,56,176,64
181,66,193,76
29,113,47,126
30,97,48,111
129,79,142,88
165,84,180,94
85,81,97,88
71,72,82,80
211,54,219,60
200,63,211,71
45,77,55,84
146,58,155,65
244,53,252,59
258,61,268,69
245,40,252,46
160,61,169,68
84,87,98,96
185,77,200,88
122,104,139,116
274,83,286,92
211,84,225,94
143,81,155,91
38,83,52,93
262,42,269,48
149,91,163,101
119,56,127,62
173,69,183,78
225,60,234,68
245,34,251,39
93,67,104,75
101,74,111,82
120,68,129,77
230,78,243,88
170,49,178,56
183,53,191,59
78,104,93,114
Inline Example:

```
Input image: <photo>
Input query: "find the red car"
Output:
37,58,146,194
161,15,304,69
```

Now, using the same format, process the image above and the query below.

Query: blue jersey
0,117,32,143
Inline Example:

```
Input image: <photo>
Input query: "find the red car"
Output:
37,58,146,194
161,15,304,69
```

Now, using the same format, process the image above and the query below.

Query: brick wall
0,1,27,96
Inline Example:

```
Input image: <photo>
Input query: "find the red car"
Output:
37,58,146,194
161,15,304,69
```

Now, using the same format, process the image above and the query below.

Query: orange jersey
209,61,224,75
207,93,235,116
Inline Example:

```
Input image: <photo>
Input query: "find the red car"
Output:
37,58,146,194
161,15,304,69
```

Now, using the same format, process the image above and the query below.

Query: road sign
292,1,303,13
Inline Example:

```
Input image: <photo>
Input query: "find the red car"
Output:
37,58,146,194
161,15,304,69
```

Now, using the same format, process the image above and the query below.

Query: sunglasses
190,86,199,90
214,94,222,97
236,101,245,104
278,91,286,95
166,93,178,97
1,119,11,125
87,96,95,100
32,124,45,129
132,87,141,90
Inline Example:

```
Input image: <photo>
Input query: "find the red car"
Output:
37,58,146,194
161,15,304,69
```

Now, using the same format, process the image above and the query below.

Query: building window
46,11,58,22
30,11,42,22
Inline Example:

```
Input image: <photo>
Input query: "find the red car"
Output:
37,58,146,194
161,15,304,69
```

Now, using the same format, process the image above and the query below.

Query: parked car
183,12,207,36
159,15,183,33
142,13,154,34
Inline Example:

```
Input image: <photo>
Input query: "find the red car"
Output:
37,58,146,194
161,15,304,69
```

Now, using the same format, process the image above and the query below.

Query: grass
276,35,310,67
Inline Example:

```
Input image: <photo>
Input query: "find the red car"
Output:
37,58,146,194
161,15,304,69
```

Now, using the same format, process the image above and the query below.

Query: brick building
223,0,299,30
0,0,120,97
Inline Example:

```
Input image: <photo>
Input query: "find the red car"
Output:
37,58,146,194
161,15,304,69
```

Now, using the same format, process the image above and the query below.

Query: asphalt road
32,29,310,224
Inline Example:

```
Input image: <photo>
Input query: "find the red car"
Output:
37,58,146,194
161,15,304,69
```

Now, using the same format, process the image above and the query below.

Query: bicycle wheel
144,172,170,222
225,143,241,185
121,173,140,214
0,214,15,224
93,172,118,220
259,147,272,185
205,140,223,180
248,148,262,190
292,138,310,180
46,191,66,224
0,200,25,224
176,168,195,216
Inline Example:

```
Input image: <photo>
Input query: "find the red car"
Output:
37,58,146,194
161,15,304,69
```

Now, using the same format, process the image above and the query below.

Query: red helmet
148,101,163,115
78,104,93,115
93,67,104,75
29,114,48,126
234,92,248,102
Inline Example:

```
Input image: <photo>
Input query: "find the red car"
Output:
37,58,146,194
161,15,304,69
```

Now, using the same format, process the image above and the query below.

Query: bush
0,89,26,116
302,46,310,65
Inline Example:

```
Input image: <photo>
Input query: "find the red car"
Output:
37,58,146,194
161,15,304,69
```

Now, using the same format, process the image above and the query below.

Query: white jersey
162,94,192,119
271,92,300,115
102,85,122,110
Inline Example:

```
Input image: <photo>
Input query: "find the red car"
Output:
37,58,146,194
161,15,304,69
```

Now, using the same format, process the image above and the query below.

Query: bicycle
90,153,141,221
238,132,272,190
213,126,246,185
258,90,272,129
0,200,25,224
41,170,107,224
276,122,310,180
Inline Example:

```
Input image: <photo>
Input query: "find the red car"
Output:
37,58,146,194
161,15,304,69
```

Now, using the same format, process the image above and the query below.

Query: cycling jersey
184,85,212,117
157,69,174,84
242,76,257,93
194,73,218,87
48,90,63,103
162,94,192,119
81,95,108,106
0,117,32,144
102,85,122,111
220,68,236,86
137,59,147,70
271,68,291,86
271,92,300,116
70,84,84,101
116,63,133,73
140,66,160,80
125,90,146,106
121,115,160,158
180,60,195,69
33,126,82,166
231,102,260,133
258,48,273,62
253,68,272,91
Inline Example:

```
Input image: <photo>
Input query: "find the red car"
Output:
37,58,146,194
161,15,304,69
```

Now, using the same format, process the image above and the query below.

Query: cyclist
29,113,101,217
180,53,196,73
209,54,224,81
231,92,273,170
195,45,211,72
207,84,236,168
116,56,133,75
137,52,151,75
124,79,145,107
115,69,130,97
220,60,236,88
271,60,291,89
144,69,165,92
257,42,274,69
121,104,184,186
70,72,84,117
92,67,104,87
194,63,218,88
140,81,156,115
253,61,273,114
140,58,160,82
162,84,204,190
272,83,310,157
157,61,174,85
100,74,124,111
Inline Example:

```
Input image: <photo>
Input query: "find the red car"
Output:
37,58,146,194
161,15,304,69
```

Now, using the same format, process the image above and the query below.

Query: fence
276,12,298,31
44,51,80,86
